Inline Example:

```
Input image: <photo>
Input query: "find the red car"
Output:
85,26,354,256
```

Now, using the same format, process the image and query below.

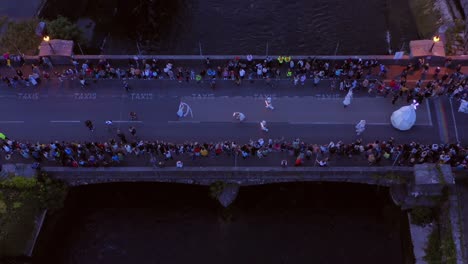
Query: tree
0,17,41,55
0,15,84,55
46,15,84,44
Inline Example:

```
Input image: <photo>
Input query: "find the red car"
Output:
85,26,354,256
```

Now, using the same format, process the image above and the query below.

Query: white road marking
0,121,25,123
288,121,391,125
168,120,201,123
50,120,81,123
112,120,143,123
449,98,460,143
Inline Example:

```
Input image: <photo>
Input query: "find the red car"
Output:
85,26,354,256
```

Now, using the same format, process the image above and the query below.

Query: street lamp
43,35,55,54
429,35,440,53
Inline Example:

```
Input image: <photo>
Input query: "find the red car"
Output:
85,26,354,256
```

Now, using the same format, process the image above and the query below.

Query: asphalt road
0,78,466,144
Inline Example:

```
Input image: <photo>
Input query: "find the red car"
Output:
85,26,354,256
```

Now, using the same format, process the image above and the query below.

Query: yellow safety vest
284,56,291,62
286,70,292,77
277,56,284,63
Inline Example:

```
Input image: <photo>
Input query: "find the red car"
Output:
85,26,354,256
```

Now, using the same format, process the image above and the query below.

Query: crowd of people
0,137,466,170
0,55,467,170
1,54,466,108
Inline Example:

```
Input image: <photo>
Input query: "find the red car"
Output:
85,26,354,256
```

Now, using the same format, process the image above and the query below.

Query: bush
0,177,38,190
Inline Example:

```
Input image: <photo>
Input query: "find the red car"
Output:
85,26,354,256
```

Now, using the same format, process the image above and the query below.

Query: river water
33,182,414,263
40,0,419,55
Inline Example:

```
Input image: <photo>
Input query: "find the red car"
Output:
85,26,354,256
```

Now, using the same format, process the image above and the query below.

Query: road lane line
112,120,143,123
168,121,201,123
0,121,25,123
449,98,460,143
50,121,81,123
288,122,392,125
425,100,433,126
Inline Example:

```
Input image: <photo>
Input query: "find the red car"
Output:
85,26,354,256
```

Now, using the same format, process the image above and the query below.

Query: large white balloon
391,104,417,131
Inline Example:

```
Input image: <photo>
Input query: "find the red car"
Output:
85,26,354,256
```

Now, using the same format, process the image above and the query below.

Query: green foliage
0,15,84,55
0,173,68,256
0,176,38,190
37,174,68,211
408,0,442,39
410,206,435,226
0,17,41,54
46,15,84,43
0,199,7,215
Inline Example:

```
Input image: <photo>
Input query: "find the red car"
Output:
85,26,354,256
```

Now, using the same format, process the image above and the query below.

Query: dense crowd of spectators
1,138,466,170
2,55,466,105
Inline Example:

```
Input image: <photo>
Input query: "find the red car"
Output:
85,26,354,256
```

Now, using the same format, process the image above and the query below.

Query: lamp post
43,36,55,54
429,35,440,53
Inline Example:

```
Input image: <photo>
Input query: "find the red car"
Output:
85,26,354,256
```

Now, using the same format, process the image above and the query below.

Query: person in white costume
177,102,193,118
459,99,468,114
391,100,419,131
233,112,246,122
343,89,353,108
260,120,269,132
355,120,366,135
265,97,274,110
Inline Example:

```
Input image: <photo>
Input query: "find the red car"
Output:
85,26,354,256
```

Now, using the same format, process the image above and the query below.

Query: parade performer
177,102,193,118
260,120,269,132
459,99,468,114
233,112,246,122
355,120,366,135
265,97,274,110
391,100,419,131
343,89,353,108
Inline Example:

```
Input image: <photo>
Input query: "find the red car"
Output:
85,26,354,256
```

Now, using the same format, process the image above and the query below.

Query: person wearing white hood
343,89,353,108
265,97,274,110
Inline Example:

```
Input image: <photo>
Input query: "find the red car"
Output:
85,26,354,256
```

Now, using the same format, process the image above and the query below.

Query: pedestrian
343,89,353,108
391,93,399,105
85,120,94,131
176,160,183,168
300,74,306,86
129,126,136,137
281,160,288,167
79,77,87,88
316,158,328,167
117,129,127,144
355,120,366,135
123,80,130,92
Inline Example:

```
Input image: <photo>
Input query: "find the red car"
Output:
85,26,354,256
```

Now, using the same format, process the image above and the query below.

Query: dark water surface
40,0,419,55
33,183,413,264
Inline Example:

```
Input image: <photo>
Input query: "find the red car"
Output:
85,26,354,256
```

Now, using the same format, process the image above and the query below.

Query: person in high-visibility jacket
284,56,291,63
277,56,284,64
286,69,293,78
